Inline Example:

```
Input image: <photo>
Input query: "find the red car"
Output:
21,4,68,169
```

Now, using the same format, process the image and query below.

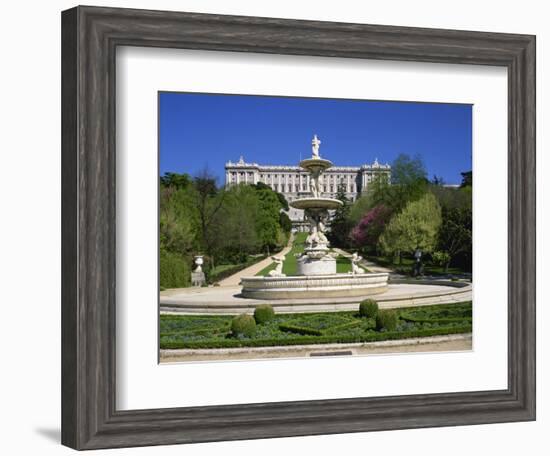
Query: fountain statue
239,135,389,300
350,252,365,275
289,135,343,275
268,256,286,277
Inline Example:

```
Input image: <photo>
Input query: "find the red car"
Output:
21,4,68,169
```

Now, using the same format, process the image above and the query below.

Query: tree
437,206,472,272
253,183,287,253
193,169,227,267
159,183,198,255
279,211,292,234
350,204,393,252
460,171,472,188
221,184,261,261
160,172,192,189
364,153,428,215
379,192,442,261
328,183,354,247
430,185,472,211
391,153,428,186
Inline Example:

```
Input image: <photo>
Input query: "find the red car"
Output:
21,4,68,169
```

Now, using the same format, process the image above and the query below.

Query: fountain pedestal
297,252,336,276
290,154,343,276
239,135,389,300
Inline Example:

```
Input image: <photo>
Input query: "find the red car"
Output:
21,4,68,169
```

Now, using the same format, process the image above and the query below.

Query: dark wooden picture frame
61,5,536,450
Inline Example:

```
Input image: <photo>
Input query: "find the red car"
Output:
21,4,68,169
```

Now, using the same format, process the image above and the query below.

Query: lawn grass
336,255,353,273
365,255,467,276
160,301,472,349
210,263,240,276
255,232,308,276
256,233,362,276
255,262,278,276
282,232,307,275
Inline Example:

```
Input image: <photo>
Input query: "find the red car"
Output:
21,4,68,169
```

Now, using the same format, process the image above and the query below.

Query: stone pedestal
297,253,336,275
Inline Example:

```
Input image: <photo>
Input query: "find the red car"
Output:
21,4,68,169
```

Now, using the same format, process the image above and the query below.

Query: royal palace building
225,155,391,228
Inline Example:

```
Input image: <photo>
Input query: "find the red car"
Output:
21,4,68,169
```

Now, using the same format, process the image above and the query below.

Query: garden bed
160,301,472,349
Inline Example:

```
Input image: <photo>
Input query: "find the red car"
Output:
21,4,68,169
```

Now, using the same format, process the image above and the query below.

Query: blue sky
159,92,472,185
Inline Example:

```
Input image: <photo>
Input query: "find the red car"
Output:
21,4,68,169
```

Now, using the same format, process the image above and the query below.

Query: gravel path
216,233,295,286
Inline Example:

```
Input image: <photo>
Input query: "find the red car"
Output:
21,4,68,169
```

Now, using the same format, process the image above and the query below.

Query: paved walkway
215,233,294,287
161,282,472,314
331,247,394,274
160,333,472,362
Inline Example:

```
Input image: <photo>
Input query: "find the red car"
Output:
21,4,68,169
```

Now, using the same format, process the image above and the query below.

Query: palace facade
225,156,391,227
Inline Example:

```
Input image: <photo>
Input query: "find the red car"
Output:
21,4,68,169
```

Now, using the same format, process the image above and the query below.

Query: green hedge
160,324,472,349
231,314,257,337
323,320,362,334
400,313,472,325
161,324,230,337
159,250,191,289
279,323,323,336
254,305,275,324
376,310,398,331
359,299,379,318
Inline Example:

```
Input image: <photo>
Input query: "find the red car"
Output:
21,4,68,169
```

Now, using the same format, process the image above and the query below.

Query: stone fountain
290,134,343,275
240,135,389,300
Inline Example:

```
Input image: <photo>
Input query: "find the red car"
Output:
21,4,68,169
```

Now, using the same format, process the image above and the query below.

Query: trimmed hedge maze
160,301,472,350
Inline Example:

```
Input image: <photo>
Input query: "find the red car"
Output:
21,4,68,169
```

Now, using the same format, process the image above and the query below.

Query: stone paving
161,241,471,315
160,333,472,362
160,282,472,315
332,247,394,274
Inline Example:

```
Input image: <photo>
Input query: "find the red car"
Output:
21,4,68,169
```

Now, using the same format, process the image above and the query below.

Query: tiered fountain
240,135,389,300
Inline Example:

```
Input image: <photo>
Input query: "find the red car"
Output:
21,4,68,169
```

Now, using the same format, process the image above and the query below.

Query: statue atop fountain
289,135,344,275
239,135,389,299
311,134,321,158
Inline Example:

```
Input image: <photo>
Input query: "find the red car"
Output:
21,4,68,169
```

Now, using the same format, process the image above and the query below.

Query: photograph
158,92,473,362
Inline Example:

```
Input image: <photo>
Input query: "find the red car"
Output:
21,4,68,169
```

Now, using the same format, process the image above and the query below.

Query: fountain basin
299,157,333,172
290,197,343,210
240,272,389,299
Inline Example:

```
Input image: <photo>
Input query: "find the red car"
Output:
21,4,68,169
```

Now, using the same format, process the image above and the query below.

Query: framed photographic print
61,5,536,450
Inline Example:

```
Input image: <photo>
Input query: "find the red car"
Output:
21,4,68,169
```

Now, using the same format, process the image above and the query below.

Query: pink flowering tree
350,204,393,251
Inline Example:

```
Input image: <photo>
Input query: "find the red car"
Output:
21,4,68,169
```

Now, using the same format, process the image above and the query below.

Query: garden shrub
159,250,191,289
359,299,379,318
231,314,257,337
376,310,398,331
160,324,473,350
254,304,275,324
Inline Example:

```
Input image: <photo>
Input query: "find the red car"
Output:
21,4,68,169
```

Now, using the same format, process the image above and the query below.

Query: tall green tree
460,171,472,188
437,206,472,272
253,183,288,253
379,192,442,261
193,169,227,267
363,153,428,215
221,184,260,261
160,172,192,189
328,183,354,247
